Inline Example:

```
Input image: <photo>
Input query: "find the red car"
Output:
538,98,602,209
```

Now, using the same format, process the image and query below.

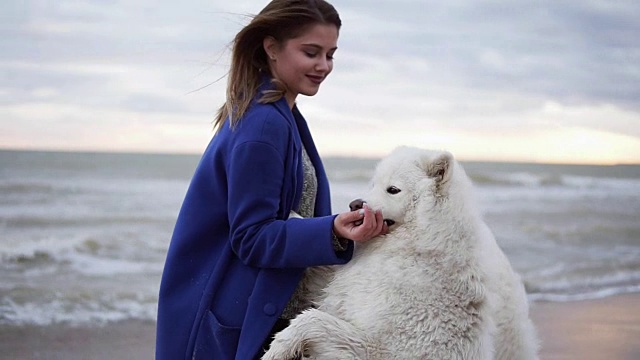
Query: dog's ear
425,151,453,184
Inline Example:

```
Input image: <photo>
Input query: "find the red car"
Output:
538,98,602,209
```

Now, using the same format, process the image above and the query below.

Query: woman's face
265,23,338,108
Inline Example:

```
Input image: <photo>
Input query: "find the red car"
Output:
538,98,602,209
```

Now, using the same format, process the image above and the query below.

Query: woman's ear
263,36,278,61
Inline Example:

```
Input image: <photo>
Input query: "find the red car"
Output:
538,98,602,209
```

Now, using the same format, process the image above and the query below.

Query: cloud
1,0,639,163
338,0,640,111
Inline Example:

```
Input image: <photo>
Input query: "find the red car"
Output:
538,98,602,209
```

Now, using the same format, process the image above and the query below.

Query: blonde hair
213,0,341,132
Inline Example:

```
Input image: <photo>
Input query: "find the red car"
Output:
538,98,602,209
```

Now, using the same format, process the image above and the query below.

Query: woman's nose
315,57,330,72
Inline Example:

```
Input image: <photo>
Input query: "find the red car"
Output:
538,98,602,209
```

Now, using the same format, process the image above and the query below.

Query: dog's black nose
349,199,364,211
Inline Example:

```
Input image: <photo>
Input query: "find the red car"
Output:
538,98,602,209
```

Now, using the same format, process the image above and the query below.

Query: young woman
155,1,387,359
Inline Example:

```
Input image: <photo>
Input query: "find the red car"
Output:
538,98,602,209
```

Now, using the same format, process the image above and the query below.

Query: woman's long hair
213,0,341,132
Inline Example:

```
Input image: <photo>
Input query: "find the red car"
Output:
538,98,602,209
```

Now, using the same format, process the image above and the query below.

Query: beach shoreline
531,293,640,360
0,319,156,360
1,294,639,359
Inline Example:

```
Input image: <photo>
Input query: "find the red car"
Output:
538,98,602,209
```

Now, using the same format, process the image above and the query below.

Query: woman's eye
386,186,401,195
305,52,317,58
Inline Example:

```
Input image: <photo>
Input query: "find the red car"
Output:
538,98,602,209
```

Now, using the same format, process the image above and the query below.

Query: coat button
263,303,277,316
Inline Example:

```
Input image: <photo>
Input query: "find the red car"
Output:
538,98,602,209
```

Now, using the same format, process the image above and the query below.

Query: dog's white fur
263,147,539,360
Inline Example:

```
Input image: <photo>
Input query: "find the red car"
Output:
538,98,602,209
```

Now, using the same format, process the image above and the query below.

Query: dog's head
354,147,455,228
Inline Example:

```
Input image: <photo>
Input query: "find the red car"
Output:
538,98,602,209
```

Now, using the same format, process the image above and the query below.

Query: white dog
263,147,539,360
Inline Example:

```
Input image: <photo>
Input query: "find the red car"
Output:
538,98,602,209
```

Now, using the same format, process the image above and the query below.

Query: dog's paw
262,328,305,360
262,340,302,360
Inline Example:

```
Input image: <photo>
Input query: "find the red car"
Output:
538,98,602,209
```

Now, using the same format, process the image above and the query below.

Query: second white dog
263,147,539,360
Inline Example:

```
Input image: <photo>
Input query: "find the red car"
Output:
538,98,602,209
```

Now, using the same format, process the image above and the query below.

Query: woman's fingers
349,204,386,242
334,203,388,243
360,203,374,228
339,208,365,224
374,209,385,234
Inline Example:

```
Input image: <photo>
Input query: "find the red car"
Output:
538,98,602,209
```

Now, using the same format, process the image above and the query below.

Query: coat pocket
192,310,242,360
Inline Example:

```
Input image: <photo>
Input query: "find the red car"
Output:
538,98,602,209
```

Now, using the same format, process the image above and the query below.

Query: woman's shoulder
233,101,295,147
245,101,288,123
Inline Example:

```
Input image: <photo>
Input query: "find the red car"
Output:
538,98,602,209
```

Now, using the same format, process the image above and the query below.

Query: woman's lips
306,75,324,84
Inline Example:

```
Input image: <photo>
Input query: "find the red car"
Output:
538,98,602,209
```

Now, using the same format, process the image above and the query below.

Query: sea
1,149,639,327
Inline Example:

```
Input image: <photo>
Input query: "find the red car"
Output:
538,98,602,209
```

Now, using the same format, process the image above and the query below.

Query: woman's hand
333,203,388,243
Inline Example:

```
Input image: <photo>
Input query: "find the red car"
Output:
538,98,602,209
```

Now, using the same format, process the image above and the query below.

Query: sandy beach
0,319,156,360
531,294,640,360
1,294,639,359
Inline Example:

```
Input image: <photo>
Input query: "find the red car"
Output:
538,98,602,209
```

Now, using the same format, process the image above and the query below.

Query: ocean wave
0,182,55,194
0,180,90,198
469,173,556,187
2,285,639,326
327,170,374,183
328,168,640,196
0,292,157,326
467,171,640,191
521,256,640,304
528,285,640,302
1,214,174,229
469,172,564,187
1,235,164,276
562,175,640,192
4,251,55,266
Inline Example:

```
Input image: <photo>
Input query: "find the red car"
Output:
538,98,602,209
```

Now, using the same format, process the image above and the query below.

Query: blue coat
156,89,354,359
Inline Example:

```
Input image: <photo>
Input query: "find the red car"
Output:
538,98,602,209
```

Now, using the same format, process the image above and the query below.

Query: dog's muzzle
349,199,396,226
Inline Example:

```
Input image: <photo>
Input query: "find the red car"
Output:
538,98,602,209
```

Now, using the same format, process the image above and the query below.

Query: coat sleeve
226,138,352,269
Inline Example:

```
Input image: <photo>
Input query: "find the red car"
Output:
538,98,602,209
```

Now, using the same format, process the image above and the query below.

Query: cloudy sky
2,0,639,164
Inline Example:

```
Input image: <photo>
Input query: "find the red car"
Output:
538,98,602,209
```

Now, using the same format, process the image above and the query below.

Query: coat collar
256,76,295,124
255,75,332,217
256,76,302,150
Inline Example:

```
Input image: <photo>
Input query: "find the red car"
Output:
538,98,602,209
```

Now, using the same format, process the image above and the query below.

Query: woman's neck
285,92,297,109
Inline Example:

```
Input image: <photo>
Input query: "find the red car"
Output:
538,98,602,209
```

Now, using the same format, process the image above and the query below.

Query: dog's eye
386,186,401,195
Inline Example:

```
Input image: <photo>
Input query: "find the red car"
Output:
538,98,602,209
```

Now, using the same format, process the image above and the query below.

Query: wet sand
0,319,156,360
531,294,640,360
1,294,639,359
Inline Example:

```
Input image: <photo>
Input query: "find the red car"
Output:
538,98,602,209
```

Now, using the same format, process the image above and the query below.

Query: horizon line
1,146,638,167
